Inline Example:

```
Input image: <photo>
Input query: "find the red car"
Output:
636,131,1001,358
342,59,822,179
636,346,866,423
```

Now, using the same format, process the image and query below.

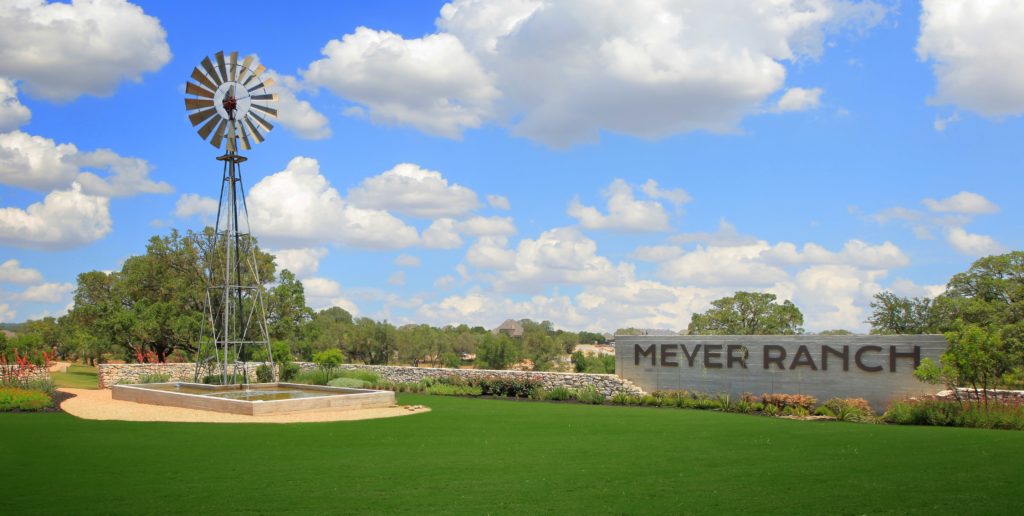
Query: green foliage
202,373,246,385
571,352,616,374
760,393,817,411
474,333,520,370
336,369,381,384
440,352,461,369
293,369,336,386
573,386,605,405
0,386,52,411
545,386,572,401
24,378,55,397
478,376,541,397
255,365,274,383
137,373,171,384
883,399,1024,430
280,362,300,382
312,348,345,377
823,398,874,420
424,384,482,396
327,377,370,389
867,291,935,335
688,291,804,335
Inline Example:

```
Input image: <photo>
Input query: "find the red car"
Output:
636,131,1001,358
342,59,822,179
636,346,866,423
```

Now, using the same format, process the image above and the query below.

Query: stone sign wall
615,335,947,411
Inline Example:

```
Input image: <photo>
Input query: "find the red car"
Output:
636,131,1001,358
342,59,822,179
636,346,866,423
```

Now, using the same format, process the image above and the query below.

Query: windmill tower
183,51,279,384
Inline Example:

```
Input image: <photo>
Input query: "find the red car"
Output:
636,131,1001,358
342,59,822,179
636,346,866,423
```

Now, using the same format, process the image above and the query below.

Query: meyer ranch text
633,343,922,373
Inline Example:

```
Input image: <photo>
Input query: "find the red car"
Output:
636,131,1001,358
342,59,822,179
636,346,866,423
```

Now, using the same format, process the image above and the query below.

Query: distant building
492,319,524,338
574,344,615,357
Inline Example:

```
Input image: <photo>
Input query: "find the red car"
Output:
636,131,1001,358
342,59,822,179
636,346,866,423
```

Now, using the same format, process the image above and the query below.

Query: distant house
574,344,615,357
492,319,524,338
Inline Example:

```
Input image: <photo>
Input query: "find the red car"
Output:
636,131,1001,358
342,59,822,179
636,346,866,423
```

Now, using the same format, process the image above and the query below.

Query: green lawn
3,394,1023,514
50,364,98,389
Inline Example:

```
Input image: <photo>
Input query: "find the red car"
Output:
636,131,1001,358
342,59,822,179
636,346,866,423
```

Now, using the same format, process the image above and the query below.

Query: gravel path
58,388,429,424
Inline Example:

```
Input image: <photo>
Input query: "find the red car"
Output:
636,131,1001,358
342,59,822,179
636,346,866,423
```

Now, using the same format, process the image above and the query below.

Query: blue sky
0,0,1021,332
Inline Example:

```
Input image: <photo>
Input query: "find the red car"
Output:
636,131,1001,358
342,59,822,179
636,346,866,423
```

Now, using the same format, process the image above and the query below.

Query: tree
818,329,853,336
867,292,934,335
688,291,804,335
266,269,314,342
475,333,519,370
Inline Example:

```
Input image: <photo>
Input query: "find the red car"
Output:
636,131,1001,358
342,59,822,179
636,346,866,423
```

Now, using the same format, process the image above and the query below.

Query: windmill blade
238,121,252,150
185,98,214,111
243,64,266,86
201,56,222,85
186,81,215,99
248,111,274,131
244,116,265,143
250,93,278,102
191,67,218,92
210,118,229,148
237,55,256,84
251,104,278,118
215,51,228,87
247,77,275,92
228,51,239,82
197,115,221,140
188,107,218,126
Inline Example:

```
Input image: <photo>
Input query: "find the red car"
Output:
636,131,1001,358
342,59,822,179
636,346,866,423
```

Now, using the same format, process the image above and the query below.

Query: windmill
184,51,279,384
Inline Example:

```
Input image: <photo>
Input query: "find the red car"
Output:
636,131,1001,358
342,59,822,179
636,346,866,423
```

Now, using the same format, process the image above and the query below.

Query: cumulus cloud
0,78,31,131
773,87,824,112
0,303,14,322
946,227,1005,256
763,239,909,269
0,130,170,196
0,0,171,101
303,27,499,138
630,245,684,263
670,219,758,246
421,218,464,249
486,194,510,210
348,163,480,218
568,179,670,232
641,179,691,211
466,236,516,270
0,259,43,284
792,265,885,331
917,0,1024,117
0,182,111,249
302,276,359,314
265,70,331,140
458,216,516,237
434,275,455,289
247,157,418,249
388,271,406,286
394,254,421,267
174,194,217,219
13,282,73,303
273,247,328,277
658,243,790,287
923,191,999,214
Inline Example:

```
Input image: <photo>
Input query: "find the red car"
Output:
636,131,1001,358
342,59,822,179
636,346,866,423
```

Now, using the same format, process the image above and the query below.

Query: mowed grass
3,394,1023,515
50,364,98,389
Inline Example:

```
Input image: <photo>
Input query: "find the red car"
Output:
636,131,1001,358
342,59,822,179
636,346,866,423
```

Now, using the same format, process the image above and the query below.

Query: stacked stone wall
0,365,50,383
98,362,643,396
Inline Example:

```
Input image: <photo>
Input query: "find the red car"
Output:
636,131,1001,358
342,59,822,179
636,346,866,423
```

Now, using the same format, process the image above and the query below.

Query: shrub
573,386,605,405
425,384,482,396
640,394,660,407
440,352,462,369
545,386,572,401
293,369,334,386
255,365,274,383
883,398,1024,430
336,369,381,384
25,378,55,396
0,386,52,411
814,406,836,417
610,392,632,405
138,373,171,384
327,377,370,389
761,393,817,411
202,373,246,385
478,376,541,398
762,404,779,416
280,363,300,381
312,348,345,377
824,398,874,422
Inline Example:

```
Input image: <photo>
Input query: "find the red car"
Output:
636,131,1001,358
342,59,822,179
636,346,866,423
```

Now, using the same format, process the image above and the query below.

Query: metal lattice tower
183,51,279,384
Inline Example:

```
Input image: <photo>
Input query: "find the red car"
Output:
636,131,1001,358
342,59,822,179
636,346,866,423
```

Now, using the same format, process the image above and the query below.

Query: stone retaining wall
938,388,1024,403
98,362,643,396
0,365,50,383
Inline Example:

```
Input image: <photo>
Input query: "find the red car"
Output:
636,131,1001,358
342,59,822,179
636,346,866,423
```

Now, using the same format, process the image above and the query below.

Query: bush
0,386,52,411
202,373,246,385
610,392,632,405
25,378,55,396
327,377,370,389
762,404,780,416
138,373,171,384
312,348,345,376
883,399,1024,430
293,369,335,386
814,406,836,417
478,376,541,398
573,386,605,405
545,386,572,401
280,363,300,381
761,393,817,411
255,365,274,383
336,369,381,384
824,398,874,422
425,384,482,396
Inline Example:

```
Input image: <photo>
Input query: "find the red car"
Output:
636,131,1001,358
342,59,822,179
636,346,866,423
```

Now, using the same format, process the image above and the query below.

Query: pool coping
112,382,396,416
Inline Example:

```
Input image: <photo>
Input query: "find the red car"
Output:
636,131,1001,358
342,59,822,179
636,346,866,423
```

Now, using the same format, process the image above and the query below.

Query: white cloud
486,194,510,210
394,254,421,267
438,0,886,146
946,227,1005,256
917,0,1024,117
630,245,684,262
302,277,360,315
923,191,999,214
568,179,670,232
485,227,635,291
422,218,464,249
763,239,909,269
773,87,824,112
0,259,43,284
174,194,217,219
348,163,480,218
247,157,418,250
792,265,885,331
303,27,499,138
13,281,73,303
933,112,959,132
0,303,14,322
0,130,170,196
0,0,171,101
388,271,406,286
0,78,31,131
641,179,691,211
0,182,111,249
434,275,455,289
458,215,516,237
466,236,516,270
265,69,331,140
658,243,789,287
670,219,758,246
888,278,946,299
273,247,328,277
